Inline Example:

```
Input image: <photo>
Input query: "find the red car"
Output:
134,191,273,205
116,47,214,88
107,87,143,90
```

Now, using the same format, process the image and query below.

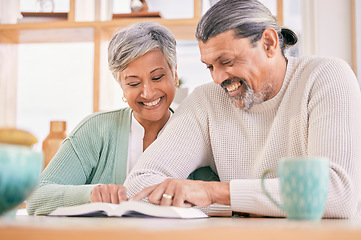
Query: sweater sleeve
26,138,96,215
306,58,361,218
26,109,129,216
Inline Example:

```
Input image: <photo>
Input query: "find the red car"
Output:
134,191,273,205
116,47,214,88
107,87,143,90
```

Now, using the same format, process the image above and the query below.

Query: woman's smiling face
119,50,178,125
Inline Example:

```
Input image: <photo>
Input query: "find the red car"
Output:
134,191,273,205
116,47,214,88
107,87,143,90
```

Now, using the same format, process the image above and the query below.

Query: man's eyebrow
214,55,223,63
201,54,225,65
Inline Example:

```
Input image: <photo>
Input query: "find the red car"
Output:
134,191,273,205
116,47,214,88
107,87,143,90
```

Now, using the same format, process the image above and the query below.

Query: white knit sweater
124,56,361,218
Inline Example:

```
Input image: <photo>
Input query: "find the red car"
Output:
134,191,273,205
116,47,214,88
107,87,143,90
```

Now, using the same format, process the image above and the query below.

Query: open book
48,201,208,219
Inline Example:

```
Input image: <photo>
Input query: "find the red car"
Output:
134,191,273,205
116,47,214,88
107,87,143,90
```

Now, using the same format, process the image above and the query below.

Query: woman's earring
176,82,180,89
122,97,127,103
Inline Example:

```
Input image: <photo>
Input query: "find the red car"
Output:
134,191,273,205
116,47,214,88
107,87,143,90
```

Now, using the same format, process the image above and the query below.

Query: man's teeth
226,82,241,92
143,98,161,106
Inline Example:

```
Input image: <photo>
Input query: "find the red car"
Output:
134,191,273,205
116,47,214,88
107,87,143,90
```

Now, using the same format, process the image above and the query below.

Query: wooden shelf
112,12,161,19
0,18,199,44
21,12,68,18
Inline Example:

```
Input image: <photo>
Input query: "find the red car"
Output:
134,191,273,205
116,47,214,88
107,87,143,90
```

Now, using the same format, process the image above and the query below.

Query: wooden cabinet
0,0,202,126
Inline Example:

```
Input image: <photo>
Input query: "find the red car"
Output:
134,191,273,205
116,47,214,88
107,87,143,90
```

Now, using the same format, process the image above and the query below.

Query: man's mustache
220,78,246,89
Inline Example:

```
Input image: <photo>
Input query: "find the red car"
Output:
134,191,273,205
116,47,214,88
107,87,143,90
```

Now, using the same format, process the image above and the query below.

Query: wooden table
1,213,361,240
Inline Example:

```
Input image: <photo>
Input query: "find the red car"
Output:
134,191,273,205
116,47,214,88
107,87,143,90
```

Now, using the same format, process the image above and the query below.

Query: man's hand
91,184,127,204
131,179,230,207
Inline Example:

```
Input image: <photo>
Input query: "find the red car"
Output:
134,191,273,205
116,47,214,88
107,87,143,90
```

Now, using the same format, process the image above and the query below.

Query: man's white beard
230,83,270,110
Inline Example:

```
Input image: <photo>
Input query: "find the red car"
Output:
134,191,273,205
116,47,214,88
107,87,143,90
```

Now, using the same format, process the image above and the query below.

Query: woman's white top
126,111,172,175
126,114,145,176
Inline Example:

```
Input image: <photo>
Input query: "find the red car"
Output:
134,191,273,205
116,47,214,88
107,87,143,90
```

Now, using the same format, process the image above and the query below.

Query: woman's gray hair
196,0,297,56
108,21,177,80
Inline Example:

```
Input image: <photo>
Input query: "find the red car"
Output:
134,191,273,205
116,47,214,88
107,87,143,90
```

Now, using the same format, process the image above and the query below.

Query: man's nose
211,68,229,85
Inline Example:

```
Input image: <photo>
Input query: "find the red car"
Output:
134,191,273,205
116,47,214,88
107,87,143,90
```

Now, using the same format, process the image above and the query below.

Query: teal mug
0,144,43,217
261,157,329,220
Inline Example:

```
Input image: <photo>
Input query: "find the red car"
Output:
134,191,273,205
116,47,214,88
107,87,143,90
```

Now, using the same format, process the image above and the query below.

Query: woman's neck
134,110,171,151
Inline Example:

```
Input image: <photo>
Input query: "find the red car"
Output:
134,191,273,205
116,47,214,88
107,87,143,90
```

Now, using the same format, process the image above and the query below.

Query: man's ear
262,28,279,57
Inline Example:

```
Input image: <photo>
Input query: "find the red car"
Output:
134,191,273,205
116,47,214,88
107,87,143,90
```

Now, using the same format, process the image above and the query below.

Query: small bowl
0,144,43,216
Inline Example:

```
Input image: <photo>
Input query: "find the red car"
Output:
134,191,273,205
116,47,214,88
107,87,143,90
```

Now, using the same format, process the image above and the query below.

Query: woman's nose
140,82,155,99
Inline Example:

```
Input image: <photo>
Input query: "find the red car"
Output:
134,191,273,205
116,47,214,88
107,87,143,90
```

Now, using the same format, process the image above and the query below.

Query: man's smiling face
198,30,276,109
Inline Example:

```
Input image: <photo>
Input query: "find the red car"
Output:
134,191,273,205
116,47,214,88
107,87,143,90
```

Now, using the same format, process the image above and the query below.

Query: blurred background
0,0,359,151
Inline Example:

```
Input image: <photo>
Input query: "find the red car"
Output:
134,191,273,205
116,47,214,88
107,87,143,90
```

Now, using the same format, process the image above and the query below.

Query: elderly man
125,0,361,218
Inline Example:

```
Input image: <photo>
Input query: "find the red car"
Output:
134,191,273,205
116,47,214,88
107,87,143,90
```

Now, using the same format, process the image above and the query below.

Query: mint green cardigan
27,108,218,215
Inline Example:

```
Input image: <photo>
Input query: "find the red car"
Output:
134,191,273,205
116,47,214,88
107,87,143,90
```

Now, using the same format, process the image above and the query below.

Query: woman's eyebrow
124,75,139,80
124,67,165,79
150,67,164,74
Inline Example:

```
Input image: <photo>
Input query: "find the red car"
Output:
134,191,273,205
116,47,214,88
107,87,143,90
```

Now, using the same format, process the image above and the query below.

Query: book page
112,201,208,219
49,201,208,219
49,202,116,217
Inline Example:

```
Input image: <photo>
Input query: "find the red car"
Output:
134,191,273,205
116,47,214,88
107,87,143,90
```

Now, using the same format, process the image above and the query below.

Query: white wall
302,0,353,67
0,44,18,127
17,43,94,151
356,0,361,81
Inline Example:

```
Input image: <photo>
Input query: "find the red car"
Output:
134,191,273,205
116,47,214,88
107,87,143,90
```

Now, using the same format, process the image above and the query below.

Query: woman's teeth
226,82,241,92
143,97,161,106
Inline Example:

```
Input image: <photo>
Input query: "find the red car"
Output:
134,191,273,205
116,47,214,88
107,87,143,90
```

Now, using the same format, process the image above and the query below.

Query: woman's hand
91,184,127,204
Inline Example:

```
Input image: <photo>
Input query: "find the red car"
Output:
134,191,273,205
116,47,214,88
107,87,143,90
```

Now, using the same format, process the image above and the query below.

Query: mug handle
261,169,284,211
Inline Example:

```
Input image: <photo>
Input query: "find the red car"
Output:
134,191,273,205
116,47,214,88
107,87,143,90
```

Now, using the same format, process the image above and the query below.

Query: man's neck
267,55,288,100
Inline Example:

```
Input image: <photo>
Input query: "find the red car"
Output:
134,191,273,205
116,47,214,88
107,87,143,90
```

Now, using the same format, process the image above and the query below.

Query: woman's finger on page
91,185,102,202
131,184,158,201
117,185,128,202
109,184,119,204
100,185,111,203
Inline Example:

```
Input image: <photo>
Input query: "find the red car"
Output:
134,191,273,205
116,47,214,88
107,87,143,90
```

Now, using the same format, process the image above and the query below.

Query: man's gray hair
108,21,177,80
196,0,297,55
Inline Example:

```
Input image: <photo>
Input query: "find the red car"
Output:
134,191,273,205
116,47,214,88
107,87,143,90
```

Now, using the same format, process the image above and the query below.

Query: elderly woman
27,22,218,215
